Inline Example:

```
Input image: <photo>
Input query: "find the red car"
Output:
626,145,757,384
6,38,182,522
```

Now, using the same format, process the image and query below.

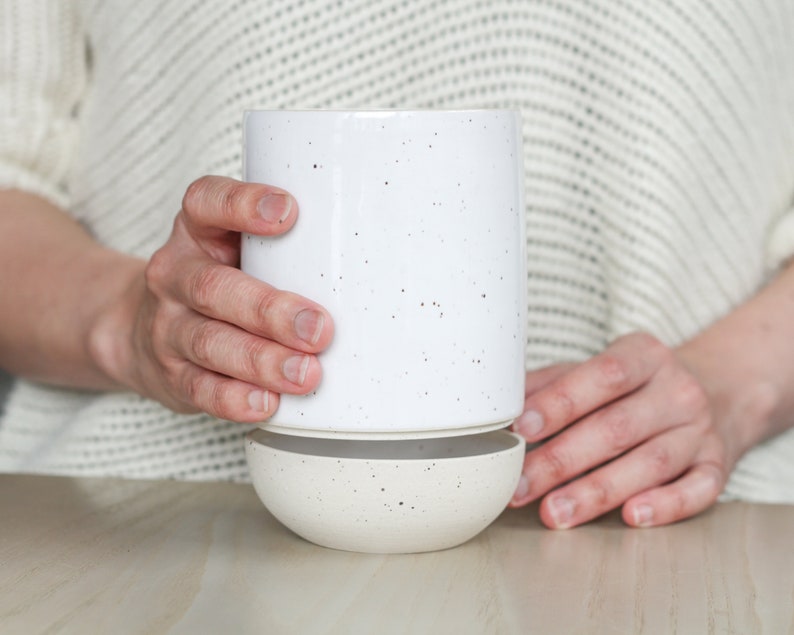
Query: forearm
0,189,144,390
677,259,794,460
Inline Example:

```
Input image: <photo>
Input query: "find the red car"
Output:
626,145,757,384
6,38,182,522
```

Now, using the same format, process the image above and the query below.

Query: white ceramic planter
242,110,526,439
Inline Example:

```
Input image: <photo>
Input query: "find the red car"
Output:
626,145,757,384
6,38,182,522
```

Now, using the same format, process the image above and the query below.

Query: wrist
86,253,147,392
675,337,780,464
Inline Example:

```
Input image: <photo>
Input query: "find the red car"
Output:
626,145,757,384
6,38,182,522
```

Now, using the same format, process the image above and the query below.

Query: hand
509,333,731,529
93,175,334,422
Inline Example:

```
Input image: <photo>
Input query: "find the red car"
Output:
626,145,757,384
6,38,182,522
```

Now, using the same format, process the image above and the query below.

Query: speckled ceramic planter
245,428,525,554
242,110,526,439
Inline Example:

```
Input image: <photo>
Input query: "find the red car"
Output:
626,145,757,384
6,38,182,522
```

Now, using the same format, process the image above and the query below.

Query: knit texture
1,0,793,498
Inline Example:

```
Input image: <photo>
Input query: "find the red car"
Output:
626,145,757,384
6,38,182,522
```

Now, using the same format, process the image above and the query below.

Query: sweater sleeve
0,0,88,209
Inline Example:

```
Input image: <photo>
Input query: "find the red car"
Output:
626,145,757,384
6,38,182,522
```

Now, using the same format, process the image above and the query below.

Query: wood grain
1,474,792,634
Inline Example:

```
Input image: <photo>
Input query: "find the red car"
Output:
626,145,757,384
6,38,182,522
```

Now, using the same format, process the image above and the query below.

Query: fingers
622,461,724,528
513,363,576,436
146,254,334,354
173,359,282,423
511,416,725,529
172,310,323,395
523,363,575,397
508,334,729,530
134,175,335,422
513,366,708,505
176,176,333,352
530,424,702,528
513,333,669,441
181,175,298,240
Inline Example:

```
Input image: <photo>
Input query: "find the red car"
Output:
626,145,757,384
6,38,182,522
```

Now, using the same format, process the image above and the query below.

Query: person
1,0,793,530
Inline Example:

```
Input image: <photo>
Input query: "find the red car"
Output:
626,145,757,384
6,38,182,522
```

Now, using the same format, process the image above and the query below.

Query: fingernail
633,504,654,527
248,389,269,413
548,496,575,528
294,309,324,345
283,355,310,386
515,410,544,437
257,193,292,224
511,474,530,504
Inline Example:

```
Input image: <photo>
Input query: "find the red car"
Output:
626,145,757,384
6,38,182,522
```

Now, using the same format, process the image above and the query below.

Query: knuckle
182,176,212,215
671,487,689,518
182,370,204,404
144,248,170,295
538,443,570,483
675,373,709,415
252,285,281,322
604,409,635,452
547,385,575,422
154,356,182,395
647,444,673,478
206,382,231,417
189,264,226,313
595,355,630,392
242,340,268,381
182,373,226,417
586,477,613,508
220,180,254,222
183,176,256,228
189,320,217,365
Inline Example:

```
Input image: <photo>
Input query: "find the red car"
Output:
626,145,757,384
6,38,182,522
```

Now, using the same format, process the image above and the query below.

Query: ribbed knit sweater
1,0,793,500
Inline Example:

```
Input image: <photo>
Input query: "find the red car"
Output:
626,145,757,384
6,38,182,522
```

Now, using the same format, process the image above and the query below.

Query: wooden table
1,474,792,634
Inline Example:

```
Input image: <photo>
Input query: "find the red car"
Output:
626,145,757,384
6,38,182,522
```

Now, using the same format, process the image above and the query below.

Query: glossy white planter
242,110,526,439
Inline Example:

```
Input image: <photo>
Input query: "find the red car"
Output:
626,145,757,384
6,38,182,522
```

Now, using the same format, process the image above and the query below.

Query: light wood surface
1,474,792,634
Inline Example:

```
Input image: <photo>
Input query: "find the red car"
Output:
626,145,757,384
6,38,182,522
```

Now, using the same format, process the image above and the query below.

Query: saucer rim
254,418,514,441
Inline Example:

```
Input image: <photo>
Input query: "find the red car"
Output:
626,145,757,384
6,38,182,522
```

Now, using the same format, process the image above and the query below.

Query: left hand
509,332,731,529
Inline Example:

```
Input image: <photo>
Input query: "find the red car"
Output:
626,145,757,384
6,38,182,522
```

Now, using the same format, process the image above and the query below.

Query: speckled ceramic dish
245,427,525,554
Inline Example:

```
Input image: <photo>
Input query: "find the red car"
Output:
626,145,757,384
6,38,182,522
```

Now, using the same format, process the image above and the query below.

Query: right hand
94,175,334,422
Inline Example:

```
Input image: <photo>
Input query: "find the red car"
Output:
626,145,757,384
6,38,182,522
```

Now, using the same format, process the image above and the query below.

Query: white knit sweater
1,1,793,499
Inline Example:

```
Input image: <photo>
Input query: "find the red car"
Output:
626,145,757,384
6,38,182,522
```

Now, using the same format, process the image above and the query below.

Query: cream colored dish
245,428,525,554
